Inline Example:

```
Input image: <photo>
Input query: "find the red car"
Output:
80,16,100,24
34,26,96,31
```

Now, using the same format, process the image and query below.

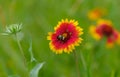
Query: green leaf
30,62,45,77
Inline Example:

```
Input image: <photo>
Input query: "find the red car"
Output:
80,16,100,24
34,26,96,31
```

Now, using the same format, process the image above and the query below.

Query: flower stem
15,33,29,77
111,70,115,77
15,33,27,67
73,50,80,77
80,51,87,72
80,51,88,77
15,34,29,77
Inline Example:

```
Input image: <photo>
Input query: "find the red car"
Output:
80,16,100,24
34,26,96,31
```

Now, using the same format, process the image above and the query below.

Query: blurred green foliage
0,0,120,77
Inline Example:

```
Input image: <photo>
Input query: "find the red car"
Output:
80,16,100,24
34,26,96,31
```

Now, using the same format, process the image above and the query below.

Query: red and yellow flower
90,19,120,47
88,8,106,20
47,19,83,54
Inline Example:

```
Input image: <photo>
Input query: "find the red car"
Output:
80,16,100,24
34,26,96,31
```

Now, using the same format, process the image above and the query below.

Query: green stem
80,51,88,77
111,70,115,77
80,51,87,72
73,50,80,77
15,33,27,67
15,34,30,77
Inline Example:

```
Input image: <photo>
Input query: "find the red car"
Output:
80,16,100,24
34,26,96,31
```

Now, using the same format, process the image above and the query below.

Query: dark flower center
101,24,113,37
57,31,72,43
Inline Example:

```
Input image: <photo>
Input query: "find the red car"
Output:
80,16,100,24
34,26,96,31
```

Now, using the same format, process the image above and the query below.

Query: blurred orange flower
88,8,106,20
90,19,120,47
47,19,83,54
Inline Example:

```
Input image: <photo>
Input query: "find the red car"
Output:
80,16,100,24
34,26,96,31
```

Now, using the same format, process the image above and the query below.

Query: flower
88,8,106,20
47,19,83,54
2,24,22,35
90,19,120,47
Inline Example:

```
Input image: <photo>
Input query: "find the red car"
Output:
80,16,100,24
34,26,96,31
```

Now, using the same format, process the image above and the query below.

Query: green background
0,0,120,77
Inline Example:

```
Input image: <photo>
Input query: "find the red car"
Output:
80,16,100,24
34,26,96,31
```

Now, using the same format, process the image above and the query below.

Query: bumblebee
57,34,66,41
57,33,71,42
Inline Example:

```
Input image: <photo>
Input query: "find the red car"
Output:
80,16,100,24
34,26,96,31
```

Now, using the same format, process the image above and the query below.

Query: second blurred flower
90,19,120,47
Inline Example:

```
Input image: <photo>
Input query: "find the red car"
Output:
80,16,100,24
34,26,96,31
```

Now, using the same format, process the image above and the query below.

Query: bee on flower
47,19,83,54
90,19,120,47
88,8,106,20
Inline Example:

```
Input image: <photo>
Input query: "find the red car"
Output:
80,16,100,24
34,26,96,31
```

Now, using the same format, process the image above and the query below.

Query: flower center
57,32,71,43
101,25,113,37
